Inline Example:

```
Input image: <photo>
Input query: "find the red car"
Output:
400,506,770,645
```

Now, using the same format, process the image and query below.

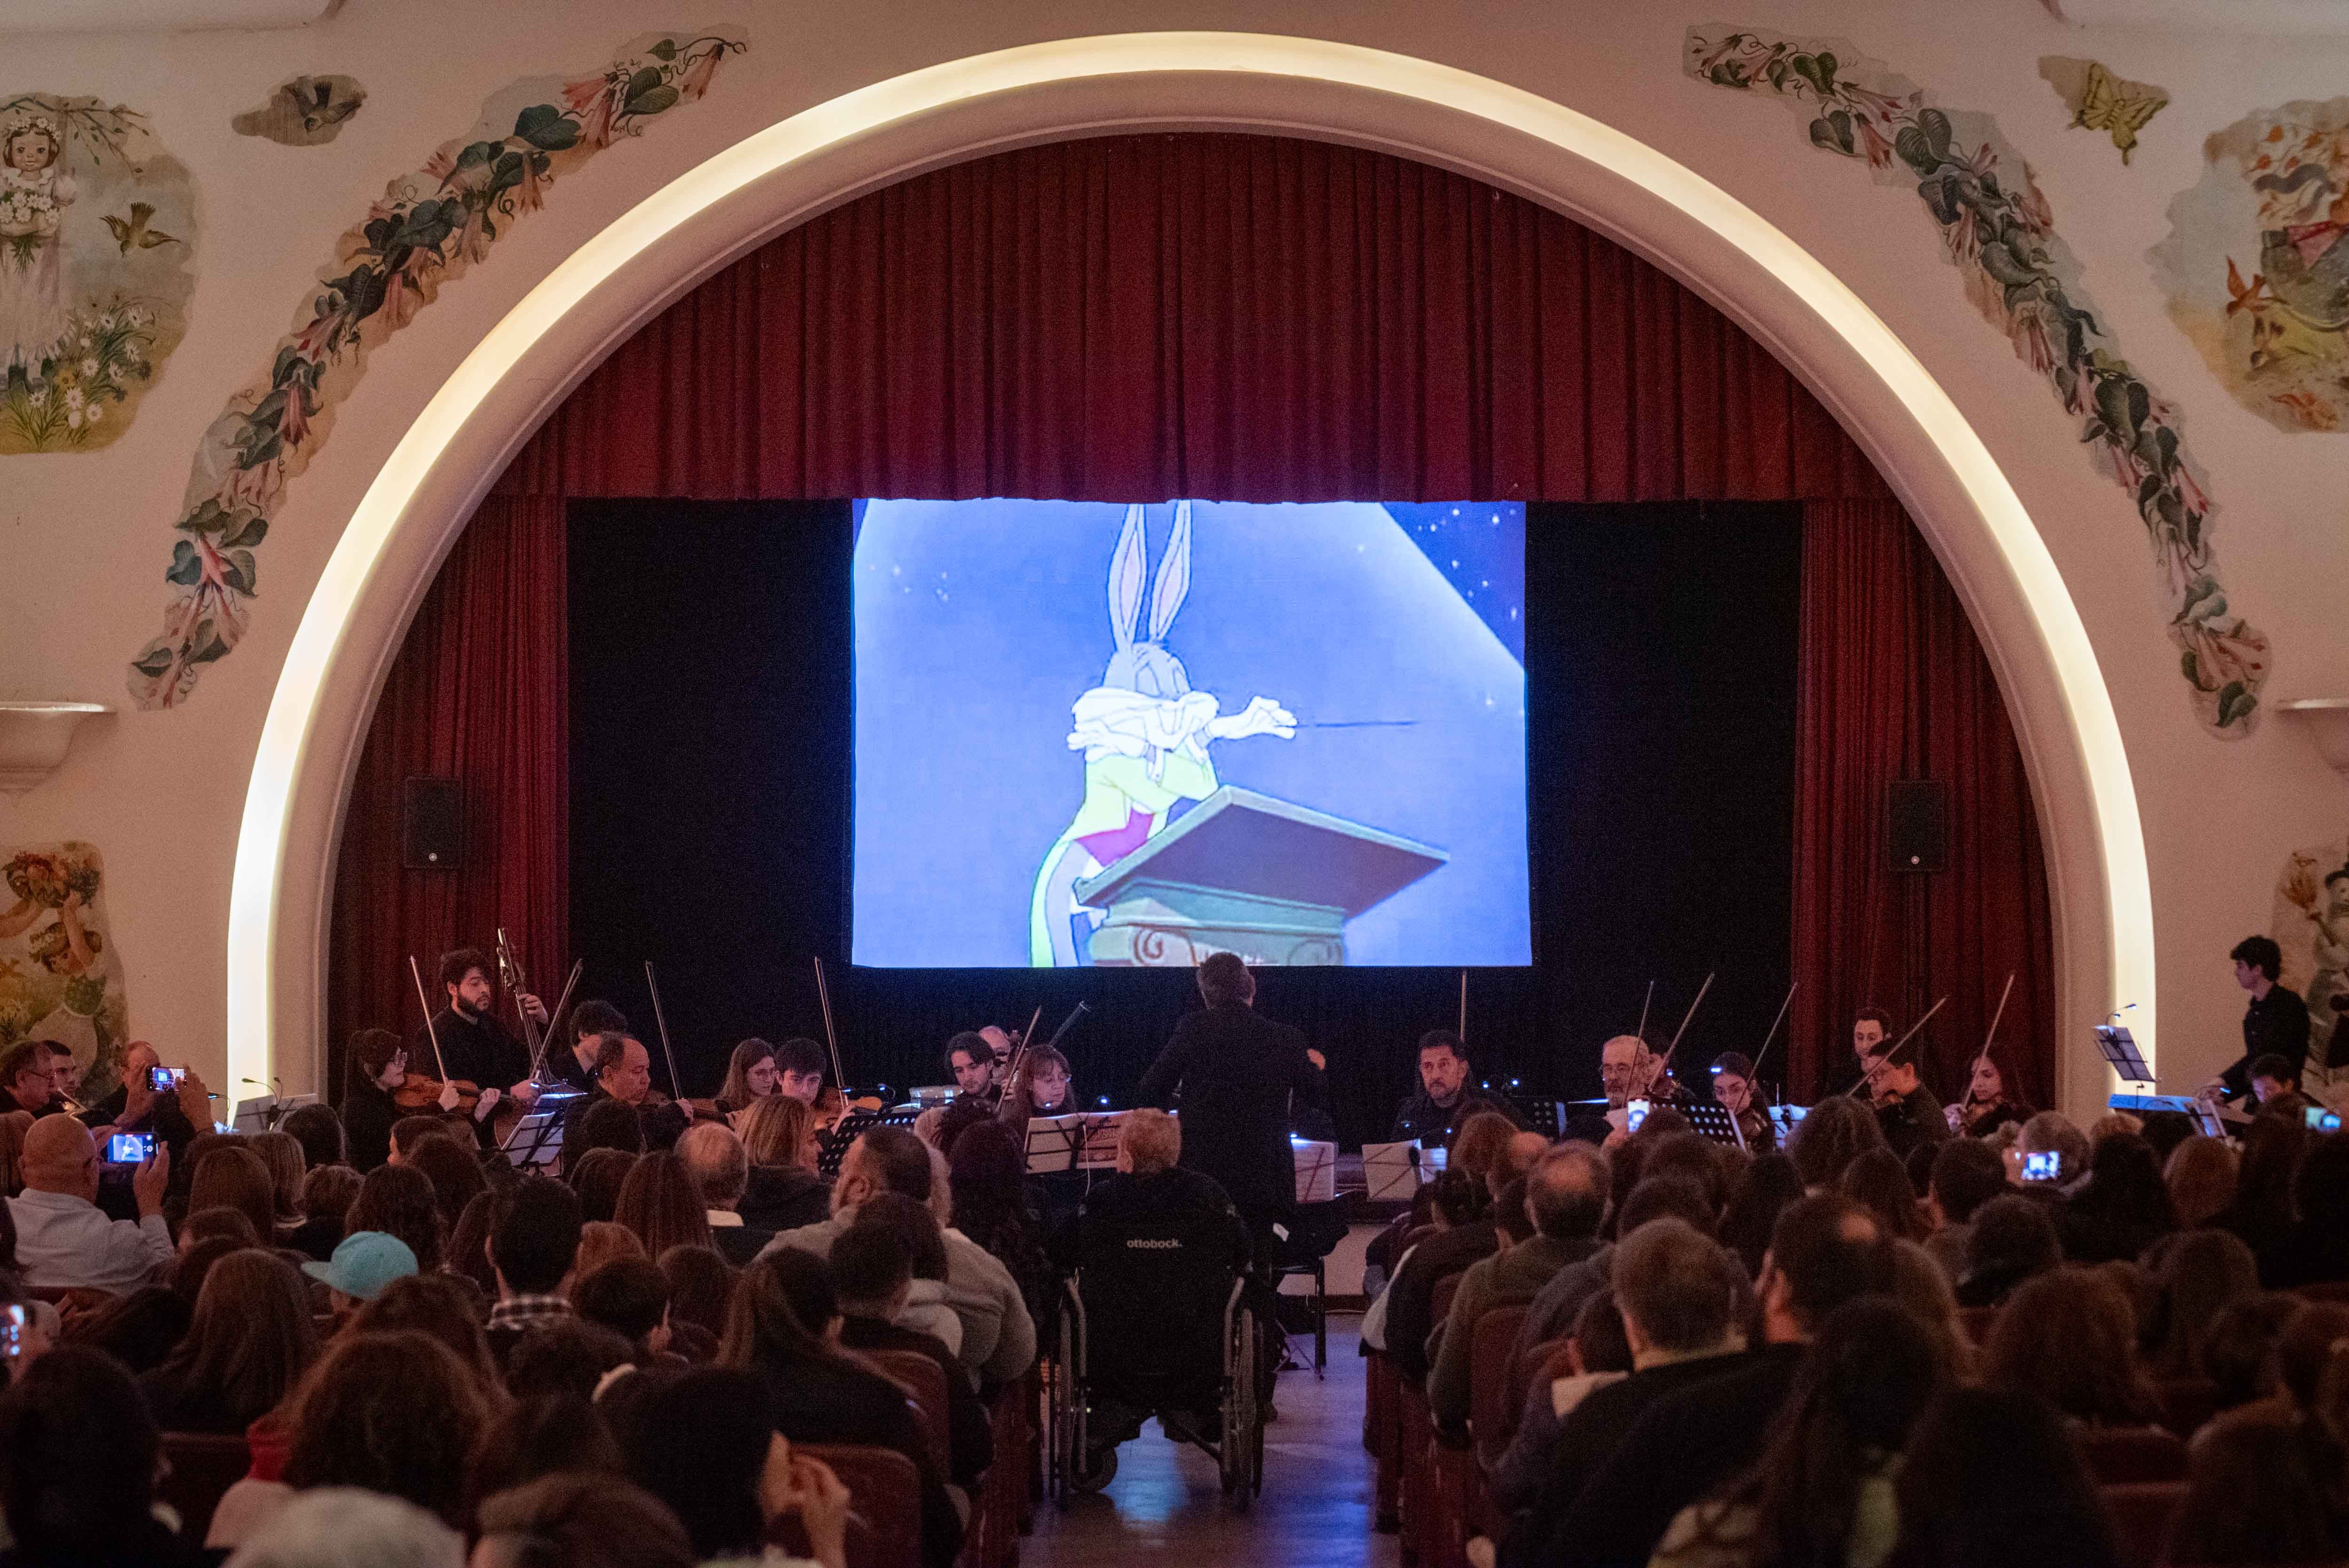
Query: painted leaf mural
0,841,130,1105
125,26,746,711
1686,24,2271,740
2152,98,2349,436
0,93,196,454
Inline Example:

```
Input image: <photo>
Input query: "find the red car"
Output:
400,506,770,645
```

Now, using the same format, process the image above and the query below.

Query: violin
392,1071,487,1114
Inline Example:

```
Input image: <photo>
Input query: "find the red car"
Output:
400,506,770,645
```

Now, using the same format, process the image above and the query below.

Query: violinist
1708,1051,1776,1151
340,1028,497,1171
944,1033,999,1106
978,1024,1018,1094
1598,1033,1686,1136
552,1000,630,1096
1020,1046,1077,1117
559,1031,687,1153
409,947,544,1114
715,1038,779,1119
1949,1054,2033,1139
771,1039,828,1105
1858,1038,1949,1162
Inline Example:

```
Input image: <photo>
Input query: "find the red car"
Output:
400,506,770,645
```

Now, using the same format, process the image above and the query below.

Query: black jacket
1390,1086,1527,1145
2219,986,2311,1100
411,1007,529,1097
1382,1221,1499,1385
1135,1003,1325,1214
739,1164,832,1233
339,1080,402,1172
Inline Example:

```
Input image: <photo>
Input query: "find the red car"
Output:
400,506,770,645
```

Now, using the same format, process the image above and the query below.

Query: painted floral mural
0,842,130,1105
125,27,746,710
2276,839,2349,1102
0,93,194,454
1687,25,2271,740
2153,98,2349,435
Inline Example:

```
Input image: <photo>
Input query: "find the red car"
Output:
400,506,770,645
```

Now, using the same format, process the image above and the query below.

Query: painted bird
103,203,179,255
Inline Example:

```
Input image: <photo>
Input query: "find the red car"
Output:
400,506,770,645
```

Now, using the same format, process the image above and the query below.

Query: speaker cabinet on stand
1886,780,1947,1046
402,777,465,870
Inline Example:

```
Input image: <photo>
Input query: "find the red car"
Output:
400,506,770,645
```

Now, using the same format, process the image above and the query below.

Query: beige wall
2,0,2344,1108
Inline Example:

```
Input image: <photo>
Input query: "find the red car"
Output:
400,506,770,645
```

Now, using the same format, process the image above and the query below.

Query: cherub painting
0,114,74,365
1027,501,1295,966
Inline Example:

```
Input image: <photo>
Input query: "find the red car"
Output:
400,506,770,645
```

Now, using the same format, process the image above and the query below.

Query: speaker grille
1885,780,1948,873
402,777,464,870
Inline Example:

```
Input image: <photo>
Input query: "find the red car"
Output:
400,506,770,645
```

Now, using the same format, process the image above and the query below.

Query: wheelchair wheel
1220,1292,1260,1509
1070,1440,1119,1494
1049,1281,1086,1505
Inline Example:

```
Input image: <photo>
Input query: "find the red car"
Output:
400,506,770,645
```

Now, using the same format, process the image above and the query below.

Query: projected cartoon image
853,498,1529,969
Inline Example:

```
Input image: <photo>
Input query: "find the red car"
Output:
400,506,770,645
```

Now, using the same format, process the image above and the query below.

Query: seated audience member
657,1243,739,1343
2058,1132,2177,1264
247,1130,308,1235
735,1094,832,1234
471,1473,707,1568
0,1108,31,1198
2245,1052,2316,1123
1364,1167,1483,1355
1649,1299,1952,1568
300,1230,418,1315
388,1115,466,1167
445,1187,505,1301
503,1318,636,1402
287,1163,359,1262
64,1283,190,1374
723,1247,964,1568
1391,1029,1526,1144
2168,1417,2349,1567
573,1254,676,1365
484,1176,583,1369
1430,1142,1609,1430
402,1134,485,1241
613,1368,849,1568
1784,1094,1887,1191
946,1118,1054,1331
2016,1110,2092,1193
1492,1218,1748,1532
4,1112,171,1292
1839,1146,1928,1242
1379,1111,1527,1382
2140,1227,2260,1380
139,1248,320,1434
191,1144,280,1243
2200,1291,2304,1413
77,1040,205,1171
567,1145,637,1224
1892,1238,1976,1379
714,1037,779,1120
2165,1133,2240,1229
759,1124,1035,1385
575,1220,645,1281
218,1488,467,1568
180,1204,260,1255
1856,1039,1950,1164
275,1102,347,1173
463,1392,625,1526
1955,1193,2062,1308
2258,1131,2349,1288
1983,1266,2160,1428
845,1191,960,1356
0,1040,68,1120
1715,1152,1805,1279
832,1209,994,1486
350,1273,502,1393
677,1120,774,1265
344,1161,443,1274
2213,1113,2306,1264
172,1235,247,1312
0,1345,211,1566
1511,1171,1709,1363
1532,1195,1897,1568
616,1148,715,1260
1887,1387,2118,1568
2219,1300,2349,1436
1922,1136,2009,1281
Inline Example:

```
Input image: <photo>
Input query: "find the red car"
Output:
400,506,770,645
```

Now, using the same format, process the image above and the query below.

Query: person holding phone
77,1040,206,1176
2,1114,171,1293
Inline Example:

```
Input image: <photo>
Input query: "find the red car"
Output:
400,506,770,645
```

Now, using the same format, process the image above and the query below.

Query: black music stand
2093,1025,2155,1087
817,1106,923,1177
1680,1100,1748,1153
502,1108,564,1171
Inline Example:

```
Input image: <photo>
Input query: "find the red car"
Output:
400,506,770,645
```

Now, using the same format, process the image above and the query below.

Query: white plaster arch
230,32,2152,1117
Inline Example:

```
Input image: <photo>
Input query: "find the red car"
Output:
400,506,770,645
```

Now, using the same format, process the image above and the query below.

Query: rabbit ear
1107,503,1148,652
1147,499,1192,643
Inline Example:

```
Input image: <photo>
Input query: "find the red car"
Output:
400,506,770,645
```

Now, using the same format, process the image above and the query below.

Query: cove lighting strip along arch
228,32,2154,1093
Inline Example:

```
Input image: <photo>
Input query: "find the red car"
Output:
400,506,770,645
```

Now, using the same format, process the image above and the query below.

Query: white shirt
6,1188,173,1295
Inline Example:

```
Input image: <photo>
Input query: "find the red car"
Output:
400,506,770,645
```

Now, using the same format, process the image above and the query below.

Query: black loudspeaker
1885,780,1948,873
401,777,465,869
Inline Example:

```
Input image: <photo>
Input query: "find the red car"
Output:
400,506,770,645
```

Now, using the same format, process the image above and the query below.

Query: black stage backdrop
568,498,1801,1148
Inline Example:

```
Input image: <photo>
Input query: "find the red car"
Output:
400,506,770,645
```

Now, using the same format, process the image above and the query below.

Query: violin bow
406,955,451,1080
1969,972,2016,1087
996,1005,1048,1124
532,959,585,1083
642,961,686,1102
1635,979,1655,1045
1458,970,1468,1045
1650,971,1716,1086
1842,994,1949,1097
813,957,849,1094
1748,978,1798,1088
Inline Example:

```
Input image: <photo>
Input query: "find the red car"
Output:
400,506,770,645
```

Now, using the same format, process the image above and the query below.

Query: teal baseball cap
301,1230,419,1302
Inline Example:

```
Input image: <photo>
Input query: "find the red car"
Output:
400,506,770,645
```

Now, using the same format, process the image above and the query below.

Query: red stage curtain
324,497,568,1091
1791,499,2058,1113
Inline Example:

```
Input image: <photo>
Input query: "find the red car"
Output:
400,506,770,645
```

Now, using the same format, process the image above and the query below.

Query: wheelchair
1044,1198,1269,1511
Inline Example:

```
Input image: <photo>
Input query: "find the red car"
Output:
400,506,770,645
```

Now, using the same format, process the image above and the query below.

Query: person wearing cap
300,1230,419,1313
1709,1052,1776,1151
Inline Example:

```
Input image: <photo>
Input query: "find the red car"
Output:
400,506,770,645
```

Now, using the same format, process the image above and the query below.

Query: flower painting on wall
2277,841,2349,1100
0,93,194,454
2153,98,2349,435
0,842,129,1104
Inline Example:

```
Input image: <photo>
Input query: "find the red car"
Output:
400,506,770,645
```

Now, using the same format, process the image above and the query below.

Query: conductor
1135,952,1328,1255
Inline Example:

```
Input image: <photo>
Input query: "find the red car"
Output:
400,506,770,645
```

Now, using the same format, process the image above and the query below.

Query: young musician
771,1038,828,1105
1708,1051,1776,1150
1391,1030,1523,1144
1859,1038,1949,1161
553,1000,630,1097
1950,1055,2032,1138
2247,1053,2315,1123
409,947,545,1110
2205,935,2311,1106
340,1028,487,1171
715,1038,779,1118
944,1033,999,1105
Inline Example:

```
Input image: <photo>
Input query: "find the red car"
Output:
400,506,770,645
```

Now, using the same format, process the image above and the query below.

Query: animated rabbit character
1026,501,1295,966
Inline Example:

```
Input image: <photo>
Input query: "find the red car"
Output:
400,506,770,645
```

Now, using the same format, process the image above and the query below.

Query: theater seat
2077,1425,2189,1486
2154,1379,2221,1441
866,1348,953,1484
1469,1305,1531,1473
158,1432,252,1545
1957,1305,1998,1345
777,1444,922,1568
2099,1479,2187,1568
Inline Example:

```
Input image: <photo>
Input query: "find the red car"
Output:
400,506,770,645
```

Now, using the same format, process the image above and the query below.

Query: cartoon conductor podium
1070,786,1446,966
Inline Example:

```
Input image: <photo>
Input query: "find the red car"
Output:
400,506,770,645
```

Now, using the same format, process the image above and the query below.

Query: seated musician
1859,1037,1949,1162
944,1033,999,1106
2245,1053,2316,1124
560,1031,687,1154
1021,1046,1077,1117
1598,1034,1685,1135
339,1028,486,1172
1707,1051,1776,1151
1951,1054,2032,1138
552,1000,629,1097
1390,1030,1525,1145
409,947,544,1115
771,1038,829,1105
714,1038,778,1118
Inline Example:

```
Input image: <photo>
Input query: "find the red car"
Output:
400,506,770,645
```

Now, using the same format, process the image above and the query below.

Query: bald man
5,1114,171,1293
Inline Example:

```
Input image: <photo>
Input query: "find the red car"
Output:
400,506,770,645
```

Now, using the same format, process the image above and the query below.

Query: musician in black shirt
1390,1030,1523,1144
408,947,546,1109
2208,935,2311,1104
551,999,629,1097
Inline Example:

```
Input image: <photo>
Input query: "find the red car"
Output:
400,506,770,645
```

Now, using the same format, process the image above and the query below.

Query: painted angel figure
1026,501,1294,966
0,113,74,373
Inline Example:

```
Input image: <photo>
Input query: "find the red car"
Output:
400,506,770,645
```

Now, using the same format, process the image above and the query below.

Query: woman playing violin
340,1028,500,1172
715,1038,778,1119
1948,1054,2033,1139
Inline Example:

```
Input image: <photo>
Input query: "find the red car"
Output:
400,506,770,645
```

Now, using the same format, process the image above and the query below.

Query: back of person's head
573,1256,671,1350
250,1130,309,1221
355,1272,502,1388
1716,1152,1805,1277
1618,1172,1715,1238
2201,1291,2303,1408
1426,1168,1485,1227
1120,1107,1182,1175
1891,1239,1973,1377
1767,1195,1897,1332
567,1147,637,1222
2164,1135,2240,1228
2276,1302,2349,1412
1890,1387,2118,1568
1450,1110,1518,1195
1571,1286,1634,1374
854,1125,933,1202
404,1134,486,1233
63,1282,191,1374
2082,1132,2174,1221
575,1221,646,1281
721,1246,843,1371
832,1212,916,1308
933,1095,996,1158
675,1121,749,1209
172,1233,247,1306
656,1244,738,1340
349,1161,444,1273
853,1189,949,1282
1610,1217,1750,1354
2142,1228,2259,1378
492,1175,583,1296
1928,1137,2008,1225
472,1473,697,1568
1963,1194,2061,1285
446,1188,507,1299
735,1093,816,1168
614,1366,777,1560
570,1000,629,1042
391,1115,460,1162
183,1202,262,1250
285,1330,497,1527
2294,1132,2349,1229
171,1246,322,1428
303,1162,364,1228
503,1318,636,1401
278,1102,348,1173
1983,1266,2157,1427
947,1118,1031,1234
2018,1111,2091,1183
1196,950,1255,1007
194,1143,280,1240
1528,1141,1610,1241
0,1345,164,1551
571,1097,647,1161
464,1394,623,1528
2169,1417,2349,1568
614,1150,712,1259
1786,1095,1888,1190
1638,1133,1725,1214
1492,1176,1535,1243
222,1485,467,1568
1840,1146,1926,1241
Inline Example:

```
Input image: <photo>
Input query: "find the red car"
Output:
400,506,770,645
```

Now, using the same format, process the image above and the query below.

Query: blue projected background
851,498,1529,968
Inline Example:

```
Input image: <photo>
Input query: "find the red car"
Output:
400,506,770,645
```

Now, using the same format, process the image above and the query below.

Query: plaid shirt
487,1294,573,1334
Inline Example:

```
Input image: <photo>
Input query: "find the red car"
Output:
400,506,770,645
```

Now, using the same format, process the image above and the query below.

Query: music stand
1361,1139,1441,1201
231,1092,318,1134
1679,1100,1748,1153
817,1106,922,1177
1023,1114,1088,1175
2094,1026,2155,1087
502,1108,564,1170
1765,1103,1809,1140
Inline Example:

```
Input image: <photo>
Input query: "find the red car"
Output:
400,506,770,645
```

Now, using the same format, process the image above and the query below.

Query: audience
1785,1095,1887,1191
288,1164,359,1262
484,1176,583,1370
279,1332,497,1532
2262,1132,2349,1288
614,1149,715,1260
1714,1152,1804,1278
246,1131,308,1237
65,1282,191,1374
831,1205,994,1486
2165,1133,2240,1228
138,1248,320,1434
573,1255,675,1364
614,1367,850,1568
503,1317,635,1402
0,1344,210,1565
574,1220,645,1281
2201,1290,2303,1412
402,1134,486,1242
462,1392,623,1524
470,1473,697,1568
1955,1193,2062,1307
677,1121,773,1265
566,1146,638,1225
1888,1387,2119,1568
5,1114,171,1292
1920,1136,2007,1281
344,1164,443,1274
2170,1416,2349,1566
2140,1227,2260,1379
1839,1147,1929,1242
1983,1266,2160,1428
354,1272,504,1389
657,1242,739,1342
734,1094,832,1233
222,1487,465,1568
2056,1133,2176,1264
300,1230,419,1313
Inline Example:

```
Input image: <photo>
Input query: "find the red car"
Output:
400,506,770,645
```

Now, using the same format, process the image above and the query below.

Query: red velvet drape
332,133,2050,1107
325,497,568,1091
1791,499,2058,1112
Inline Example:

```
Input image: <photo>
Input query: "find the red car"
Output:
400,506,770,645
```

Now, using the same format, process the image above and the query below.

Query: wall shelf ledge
0,702,109,795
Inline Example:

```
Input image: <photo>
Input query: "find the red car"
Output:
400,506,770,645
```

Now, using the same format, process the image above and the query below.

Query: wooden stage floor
1022,1324,1402,1568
